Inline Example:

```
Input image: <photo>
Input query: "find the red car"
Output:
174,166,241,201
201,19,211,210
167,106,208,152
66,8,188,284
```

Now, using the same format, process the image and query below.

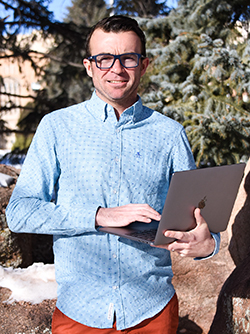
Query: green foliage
112,0,170,17
11,133,33,152
140,0,250,166
0,0,92,138
66,0,109,26
1,0,250,166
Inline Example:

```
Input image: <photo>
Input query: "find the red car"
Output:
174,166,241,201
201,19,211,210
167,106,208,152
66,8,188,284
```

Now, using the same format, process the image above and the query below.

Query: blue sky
48,0,115,21
2,0,178,22
48,0,178,21
48,0,73,21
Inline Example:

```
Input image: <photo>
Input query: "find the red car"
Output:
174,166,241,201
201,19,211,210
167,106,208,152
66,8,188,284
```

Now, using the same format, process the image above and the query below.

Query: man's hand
95,204,161,228
157,208,215,258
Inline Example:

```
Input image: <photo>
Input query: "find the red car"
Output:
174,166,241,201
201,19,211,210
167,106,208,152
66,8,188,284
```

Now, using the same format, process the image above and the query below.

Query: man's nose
111,58,124,72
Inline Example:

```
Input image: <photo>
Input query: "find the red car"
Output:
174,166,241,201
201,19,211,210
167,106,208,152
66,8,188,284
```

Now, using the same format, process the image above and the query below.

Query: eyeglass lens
96,53,140,69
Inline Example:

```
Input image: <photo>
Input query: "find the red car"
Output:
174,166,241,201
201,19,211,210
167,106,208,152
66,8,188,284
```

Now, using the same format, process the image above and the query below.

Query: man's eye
122,55,138,63
99,56,113,61
128,55,137,60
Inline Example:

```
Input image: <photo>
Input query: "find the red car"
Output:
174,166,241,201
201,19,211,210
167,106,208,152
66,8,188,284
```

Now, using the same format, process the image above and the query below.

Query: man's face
83,29,149,114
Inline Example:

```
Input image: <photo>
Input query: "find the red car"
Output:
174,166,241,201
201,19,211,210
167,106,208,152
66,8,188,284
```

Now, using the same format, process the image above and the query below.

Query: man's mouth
108,80,127,83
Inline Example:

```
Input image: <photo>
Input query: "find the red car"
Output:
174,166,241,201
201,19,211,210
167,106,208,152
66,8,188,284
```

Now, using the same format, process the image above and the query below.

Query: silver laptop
98,163,246,245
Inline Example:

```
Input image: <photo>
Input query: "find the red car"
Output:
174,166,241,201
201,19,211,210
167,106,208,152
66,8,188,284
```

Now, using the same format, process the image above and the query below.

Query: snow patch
0,263,57,304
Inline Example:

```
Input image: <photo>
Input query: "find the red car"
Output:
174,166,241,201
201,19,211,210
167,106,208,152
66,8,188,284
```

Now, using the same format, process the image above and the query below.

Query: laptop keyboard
126,229,156,242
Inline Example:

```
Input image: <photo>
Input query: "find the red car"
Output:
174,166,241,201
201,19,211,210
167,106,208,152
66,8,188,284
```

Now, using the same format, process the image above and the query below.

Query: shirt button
113,254,117,259
115,157,119,163
113,189,117,194
113,285,118,290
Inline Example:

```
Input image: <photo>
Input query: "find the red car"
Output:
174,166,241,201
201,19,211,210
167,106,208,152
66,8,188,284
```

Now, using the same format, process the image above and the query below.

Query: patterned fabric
6,92,220,330
51,294,178,333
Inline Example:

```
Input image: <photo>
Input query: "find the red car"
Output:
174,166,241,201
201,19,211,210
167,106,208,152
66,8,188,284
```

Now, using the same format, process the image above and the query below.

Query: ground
0,287,56,334
0,288,202,334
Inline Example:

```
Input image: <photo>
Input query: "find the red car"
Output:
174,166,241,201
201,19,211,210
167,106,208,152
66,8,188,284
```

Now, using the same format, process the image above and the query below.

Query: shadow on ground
178,315,203,334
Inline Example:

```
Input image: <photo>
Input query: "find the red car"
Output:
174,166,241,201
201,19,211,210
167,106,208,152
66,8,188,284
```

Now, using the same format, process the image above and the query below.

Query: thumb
194,208,205,227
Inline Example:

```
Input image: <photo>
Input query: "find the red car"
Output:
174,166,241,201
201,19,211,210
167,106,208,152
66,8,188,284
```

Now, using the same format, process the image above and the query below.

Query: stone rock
0,164,53,268
228,159,250,266
172,229,235,334
208,159,250,333
0,214,23,268
0,164,23,268
208,254,250,333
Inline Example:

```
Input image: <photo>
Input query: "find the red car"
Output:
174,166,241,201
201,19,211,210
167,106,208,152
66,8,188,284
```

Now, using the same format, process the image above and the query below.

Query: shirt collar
86,91,145,124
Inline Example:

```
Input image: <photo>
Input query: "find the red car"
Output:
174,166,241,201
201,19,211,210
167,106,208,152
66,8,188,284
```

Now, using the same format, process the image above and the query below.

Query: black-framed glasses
88,53,144,69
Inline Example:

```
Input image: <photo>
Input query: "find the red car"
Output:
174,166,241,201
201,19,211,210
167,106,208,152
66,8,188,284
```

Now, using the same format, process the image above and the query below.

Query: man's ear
140,57,149,77
83,59,93,78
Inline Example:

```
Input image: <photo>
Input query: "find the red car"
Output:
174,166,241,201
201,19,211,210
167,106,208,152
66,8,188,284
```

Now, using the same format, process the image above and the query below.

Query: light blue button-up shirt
6,92,220,330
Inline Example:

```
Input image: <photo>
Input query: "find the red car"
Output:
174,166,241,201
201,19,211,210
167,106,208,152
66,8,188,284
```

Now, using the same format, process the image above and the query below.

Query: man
6,15,220,333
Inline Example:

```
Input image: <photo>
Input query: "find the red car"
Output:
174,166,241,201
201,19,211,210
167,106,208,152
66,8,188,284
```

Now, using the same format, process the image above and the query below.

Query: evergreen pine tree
17,0,109,137
66,0,109,26
140,0,250,165
112,0,169,17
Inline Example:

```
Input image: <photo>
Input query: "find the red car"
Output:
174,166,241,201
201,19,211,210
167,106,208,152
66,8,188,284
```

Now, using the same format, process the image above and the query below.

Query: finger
132,204,161,222
159,242,187,254
169,244,195,257
164,230,193,243
137,204,161,219
154,240,192,256
97,204,161,227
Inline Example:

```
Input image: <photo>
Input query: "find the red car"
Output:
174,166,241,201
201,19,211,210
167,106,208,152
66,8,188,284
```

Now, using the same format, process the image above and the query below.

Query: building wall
0,32,52,151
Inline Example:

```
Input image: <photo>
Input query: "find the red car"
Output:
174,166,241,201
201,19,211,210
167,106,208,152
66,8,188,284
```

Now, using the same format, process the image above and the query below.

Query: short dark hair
85,15,146,58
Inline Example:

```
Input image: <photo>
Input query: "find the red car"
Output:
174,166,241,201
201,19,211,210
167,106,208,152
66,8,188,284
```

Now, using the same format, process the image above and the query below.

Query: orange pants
52,293,179,334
